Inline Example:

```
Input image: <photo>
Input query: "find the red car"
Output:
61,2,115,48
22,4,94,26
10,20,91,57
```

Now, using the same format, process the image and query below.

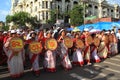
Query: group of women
0,28,118,78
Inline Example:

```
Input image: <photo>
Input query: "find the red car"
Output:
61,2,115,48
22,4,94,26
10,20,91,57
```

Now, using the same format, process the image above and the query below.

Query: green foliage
6,12,38,28
46,10,56,24
6,15,13,23
69,4,84,26
13,12,30,26
2,26,9,31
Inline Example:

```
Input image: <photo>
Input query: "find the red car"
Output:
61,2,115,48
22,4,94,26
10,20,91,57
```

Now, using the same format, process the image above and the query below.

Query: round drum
86,36,93,45
64,37,73,48
45,38,58,50
29,41,43,54
76,39,84,48
94,37,100,47
10,37,24,53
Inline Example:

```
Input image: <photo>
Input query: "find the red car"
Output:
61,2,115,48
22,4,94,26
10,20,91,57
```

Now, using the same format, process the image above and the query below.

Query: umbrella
89,29,101,33
72,27,80,32
66,28,73,31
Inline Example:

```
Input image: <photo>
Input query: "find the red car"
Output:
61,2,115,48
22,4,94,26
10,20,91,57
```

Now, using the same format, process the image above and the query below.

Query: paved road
0,54,120,80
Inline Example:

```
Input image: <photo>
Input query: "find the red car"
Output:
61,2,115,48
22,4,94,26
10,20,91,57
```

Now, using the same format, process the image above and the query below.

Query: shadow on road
0,54,119,80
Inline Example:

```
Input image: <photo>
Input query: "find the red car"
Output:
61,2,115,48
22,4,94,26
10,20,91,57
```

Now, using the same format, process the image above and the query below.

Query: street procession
1,0,120,79
0,25,120,78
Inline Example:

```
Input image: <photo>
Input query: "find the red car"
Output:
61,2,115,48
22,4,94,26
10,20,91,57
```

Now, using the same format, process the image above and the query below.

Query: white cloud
107,0,120,5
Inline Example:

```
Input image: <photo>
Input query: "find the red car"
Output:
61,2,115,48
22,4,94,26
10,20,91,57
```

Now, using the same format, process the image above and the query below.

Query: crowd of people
0,26,120,78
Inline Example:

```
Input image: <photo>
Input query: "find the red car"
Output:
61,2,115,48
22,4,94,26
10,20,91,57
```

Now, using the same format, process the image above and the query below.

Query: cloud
107,0,120,5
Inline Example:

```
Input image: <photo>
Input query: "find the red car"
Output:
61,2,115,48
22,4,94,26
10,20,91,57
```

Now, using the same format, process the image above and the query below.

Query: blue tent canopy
77,23,96,31
78,22,120,31
94,22,112,30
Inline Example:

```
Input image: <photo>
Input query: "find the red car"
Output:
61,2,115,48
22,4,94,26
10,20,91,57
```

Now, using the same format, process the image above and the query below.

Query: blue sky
0,0,11,22
0,0,120,22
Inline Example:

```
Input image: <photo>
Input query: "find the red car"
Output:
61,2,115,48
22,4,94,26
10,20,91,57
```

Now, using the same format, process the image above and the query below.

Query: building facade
11,0,120,23
86,0,120,19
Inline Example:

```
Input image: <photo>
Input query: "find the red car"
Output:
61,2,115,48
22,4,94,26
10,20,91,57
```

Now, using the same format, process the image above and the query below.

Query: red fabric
30,54,37,64
34,70,40,74
80,35,85,39
45,68,56,72
43,38,47,44
84,46,89,57
8,52,14,62
95,59,101,63
63,66,72,71
10,72,23,78
0,35,4,51
72,61,84,66
84,60,90,63
73,38,77,43
0,35,4,41
3,36,9,44
38,31,44,42
106,44,110,54
61,53,68,63
91,46,96,54
25,39,32,44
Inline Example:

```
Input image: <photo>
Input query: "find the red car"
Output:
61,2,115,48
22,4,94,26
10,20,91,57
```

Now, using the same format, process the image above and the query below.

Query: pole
83,2,85,25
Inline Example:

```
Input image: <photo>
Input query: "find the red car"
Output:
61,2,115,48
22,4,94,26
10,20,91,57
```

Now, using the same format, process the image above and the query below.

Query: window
117,9,119,12
35,6,37,11
39,12,40,20
111,10,113,12
39,2,41,8
95,6,98,9
73,1,78,5
50,2,52,9
88,4,92,8
30,2,33,13
65,0,70,2
30,8,32,13
46,12,48,20
42,12,45,20
35,0,37,2
46,1,48,8
42,1,44,8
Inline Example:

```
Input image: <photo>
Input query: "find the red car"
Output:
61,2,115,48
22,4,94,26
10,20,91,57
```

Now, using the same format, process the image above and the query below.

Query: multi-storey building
86,0,120,19
11,0,120,23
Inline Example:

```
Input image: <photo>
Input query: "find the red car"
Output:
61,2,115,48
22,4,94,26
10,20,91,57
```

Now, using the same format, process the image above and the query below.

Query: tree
6,15,13,23
2,26,9,31
6,12,38,28
46,10,56,24
69,4,84,26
